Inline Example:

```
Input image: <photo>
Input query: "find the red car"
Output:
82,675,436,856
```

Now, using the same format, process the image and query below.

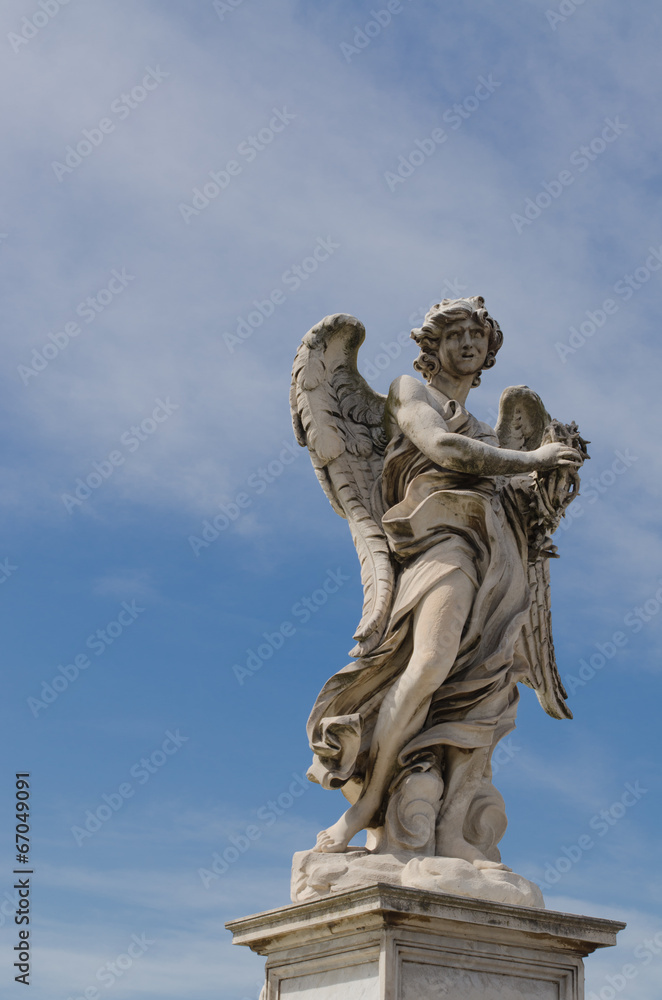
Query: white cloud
2,0,659,528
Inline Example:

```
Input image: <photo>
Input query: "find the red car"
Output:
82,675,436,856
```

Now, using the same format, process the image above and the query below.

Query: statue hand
533,442,583,471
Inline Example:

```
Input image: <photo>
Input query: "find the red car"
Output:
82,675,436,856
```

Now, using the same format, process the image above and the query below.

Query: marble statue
289,297,589,906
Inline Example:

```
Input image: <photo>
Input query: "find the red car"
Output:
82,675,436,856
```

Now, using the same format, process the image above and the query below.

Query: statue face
436,316,489,378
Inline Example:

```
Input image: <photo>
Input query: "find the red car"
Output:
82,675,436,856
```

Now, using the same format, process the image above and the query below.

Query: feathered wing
291,313,394,656
519,557,571,719
496,386,590,720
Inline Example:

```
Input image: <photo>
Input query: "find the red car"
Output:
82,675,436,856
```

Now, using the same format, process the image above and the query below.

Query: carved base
227,883,625,1000
291,848,544,908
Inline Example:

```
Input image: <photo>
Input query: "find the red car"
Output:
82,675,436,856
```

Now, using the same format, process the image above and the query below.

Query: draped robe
306,394,535,850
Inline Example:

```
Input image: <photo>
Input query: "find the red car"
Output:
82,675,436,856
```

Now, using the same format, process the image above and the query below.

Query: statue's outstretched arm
391,376,581,477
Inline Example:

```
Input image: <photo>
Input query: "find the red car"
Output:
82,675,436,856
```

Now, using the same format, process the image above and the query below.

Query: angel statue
289,297,589,906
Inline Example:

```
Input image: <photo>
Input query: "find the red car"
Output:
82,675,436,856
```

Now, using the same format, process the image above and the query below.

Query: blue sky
1,0,661,996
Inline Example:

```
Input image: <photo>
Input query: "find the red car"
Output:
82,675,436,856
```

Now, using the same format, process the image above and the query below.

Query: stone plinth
291,849,545,908
226,883,624,999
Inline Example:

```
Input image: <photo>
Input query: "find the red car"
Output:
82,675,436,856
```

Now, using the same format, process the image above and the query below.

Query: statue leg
315,569,475,853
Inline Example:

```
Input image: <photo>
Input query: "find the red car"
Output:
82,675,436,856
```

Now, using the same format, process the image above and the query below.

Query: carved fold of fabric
398,719,499,767
308,715,363,789
306,618,413,789
381,393,499,511
306,472,532,800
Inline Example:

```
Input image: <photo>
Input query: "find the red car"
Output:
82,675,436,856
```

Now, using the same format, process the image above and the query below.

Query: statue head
411,296,503,387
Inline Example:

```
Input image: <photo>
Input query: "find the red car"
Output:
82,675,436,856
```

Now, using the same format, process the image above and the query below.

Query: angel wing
496,386,590,720
290,314,395,657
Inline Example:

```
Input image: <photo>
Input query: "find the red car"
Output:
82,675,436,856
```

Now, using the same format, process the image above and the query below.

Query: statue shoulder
388,373,426,404
386,375,427,436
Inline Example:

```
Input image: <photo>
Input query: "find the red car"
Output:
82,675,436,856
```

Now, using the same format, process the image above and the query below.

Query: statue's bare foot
438,834,511,871
314,801,374,853
314,818,354,853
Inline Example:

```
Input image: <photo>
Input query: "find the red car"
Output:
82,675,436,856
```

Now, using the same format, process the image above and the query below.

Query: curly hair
411,296,503,387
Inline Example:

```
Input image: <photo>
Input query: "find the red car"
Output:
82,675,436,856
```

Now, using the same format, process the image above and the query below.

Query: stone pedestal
227,883,624,999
